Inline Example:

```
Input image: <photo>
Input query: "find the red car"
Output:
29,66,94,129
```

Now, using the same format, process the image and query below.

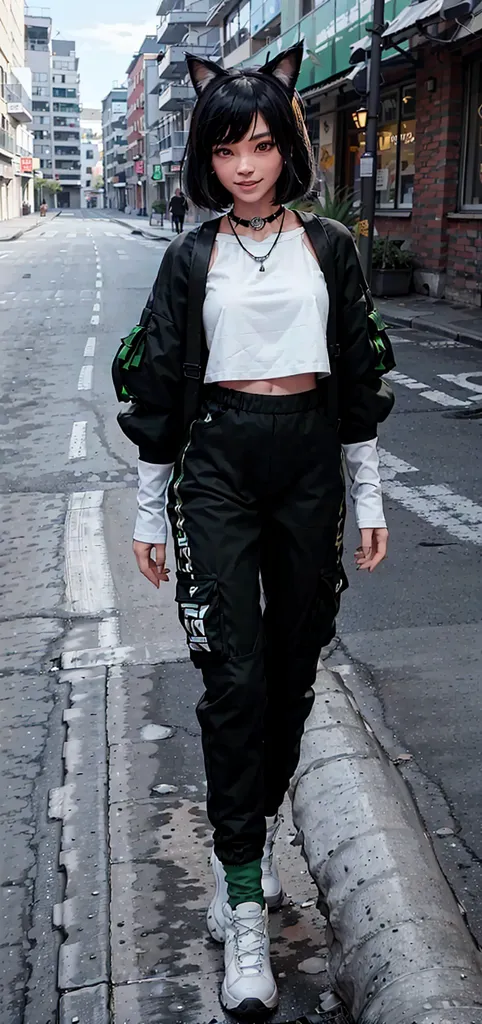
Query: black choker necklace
229,205,284,232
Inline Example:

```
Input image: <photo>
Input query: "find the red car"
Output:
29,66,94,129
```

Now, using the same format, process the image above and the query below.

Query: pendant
259,263,266,272
250,216,265,231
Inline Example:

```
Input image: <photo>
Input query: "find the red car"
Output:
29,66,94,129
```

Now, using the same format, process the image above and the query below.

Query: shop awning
382,0,444,45
452,0,482,36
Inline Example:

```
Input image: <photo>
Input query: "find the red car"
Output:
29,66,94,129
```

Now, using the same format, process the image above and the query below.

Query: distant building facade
25,15,81,209
0,0,34,220
102,86,128,210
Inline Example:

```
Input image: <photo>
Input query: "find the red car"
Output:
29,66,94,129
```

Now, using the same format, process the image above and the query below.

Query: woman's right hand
133,541,170,588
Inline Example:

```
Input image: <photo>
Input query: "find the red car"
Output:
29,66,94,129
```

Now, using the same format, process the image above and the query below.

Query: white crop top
202,227,331,383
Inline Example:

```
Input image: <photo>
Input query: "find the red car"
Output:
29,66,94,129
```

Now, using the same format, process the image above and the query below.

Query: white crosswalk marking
380,447,482,545
438,372,482,397
387,369,472,407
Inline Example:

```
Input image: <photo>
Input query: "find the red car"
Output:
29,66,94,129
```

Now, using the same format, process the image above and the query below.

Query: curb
0,209,61,243
382,308,482,348
110,215,171,242
291,666,482,1023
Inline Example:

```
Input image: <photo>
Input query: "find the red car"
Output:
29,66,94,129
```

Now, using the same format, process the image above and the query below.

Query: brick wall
410,43,482,306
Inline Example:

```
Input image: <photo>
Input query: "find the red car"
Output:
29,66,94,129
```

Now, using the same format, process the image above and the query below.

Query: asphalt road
1,209,481,1022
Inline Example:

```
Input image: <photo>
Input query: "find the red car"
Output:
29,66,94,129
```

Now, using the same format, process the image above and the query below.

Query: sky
30,0,158,108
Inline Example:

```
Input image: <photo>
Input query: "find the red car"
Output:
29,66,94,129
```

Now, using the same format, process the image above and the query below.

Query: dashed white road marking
104,231,117,236
92,303,100,313
96,290,101,299
380,447,482,545
0,252,8,259
77,364,93,390
84,336,96,357
68,420,87,459
96,280,103,289
66,232,77,238
90,314,99,325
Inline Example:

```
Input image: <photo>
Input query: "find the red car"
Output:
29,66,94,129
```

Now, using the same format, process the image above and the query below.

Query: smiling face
211,115,284,208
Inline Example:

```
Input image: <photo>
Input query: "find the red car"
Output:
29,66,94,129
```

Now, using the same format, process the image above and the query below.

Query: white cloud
69,21,156,55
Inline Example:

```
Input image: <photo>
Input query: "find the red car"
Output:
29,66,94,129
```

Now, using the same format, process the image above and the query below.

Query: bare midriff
216,372,317,395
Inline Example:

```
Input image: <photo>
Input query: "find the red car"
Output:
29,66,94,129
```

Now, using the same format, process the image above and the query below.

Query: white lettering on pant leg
181,603,211,652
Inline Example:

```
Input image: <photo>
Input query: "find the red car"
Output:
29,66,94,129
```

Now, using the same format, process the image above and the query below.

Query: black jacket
117,213,394,464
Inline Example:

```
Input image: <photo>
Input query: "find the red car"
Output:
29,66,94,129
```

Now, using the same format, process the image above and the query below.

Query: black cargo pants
167,385,347,867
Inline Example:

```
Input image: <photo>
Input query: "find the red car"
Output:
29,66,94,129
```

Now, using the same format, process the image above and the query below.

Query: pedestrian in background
115,43,394,1019
168,187,188,233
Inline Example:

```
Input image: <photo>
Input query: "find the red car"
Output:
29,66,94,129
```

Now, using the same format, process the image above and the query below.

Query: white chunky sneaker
206,849,229,943
261,816,284,910
207,825,284,943
221,902,278,1018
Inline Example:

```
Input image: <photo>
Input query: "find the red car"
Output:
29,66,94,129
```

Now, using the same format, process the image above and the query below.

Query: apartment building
102,86,128,211
155,0,218,207
0,0,33,221
80,107,103,208
125,36,162,214
25,16,81,209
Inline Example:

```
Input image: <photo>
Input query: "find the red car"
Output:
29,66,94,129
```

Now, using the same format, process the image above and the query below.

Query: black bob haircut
182,43,315,212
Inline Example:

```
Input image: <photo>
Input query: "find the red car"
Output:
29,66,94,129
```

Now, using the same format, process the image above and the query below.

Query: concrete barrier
291,667,482,1024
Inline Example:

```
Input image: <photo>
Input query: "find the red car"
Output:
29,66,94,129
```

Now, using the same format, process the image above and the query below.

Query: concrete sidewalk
379,293,482,347
0,210,60,242
54,646,482,1024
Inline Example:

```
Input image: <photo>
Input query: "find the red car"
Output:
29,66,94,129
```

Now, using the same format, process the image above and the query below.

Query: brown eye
256,141,274,152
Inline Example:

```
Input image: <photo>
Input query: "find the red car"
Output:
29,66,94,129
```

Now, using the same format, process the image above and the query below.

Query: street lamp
352,107,368,130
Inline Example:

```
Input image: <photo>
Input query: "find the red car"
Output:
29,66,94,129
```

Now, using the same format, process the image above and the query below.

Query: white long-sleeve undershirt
133,438,386,546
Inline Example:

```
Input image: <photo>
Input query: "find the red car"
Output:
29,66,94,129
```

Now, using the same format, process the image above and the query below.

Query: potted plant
150,199,166,225
290,187,358,230
371,237,415,297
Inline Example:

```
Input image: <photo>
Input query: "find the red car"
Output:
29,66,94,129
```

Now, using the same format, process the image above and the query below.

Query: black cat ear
261,42,304,95
185,53,229,97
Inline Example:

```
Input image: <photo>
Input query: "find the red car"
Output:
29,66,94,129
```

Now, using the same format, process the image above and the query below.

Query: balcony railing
250,0,281,36
0,127,16,154
158,0,209,44
6,76,33,121
159,130,189,150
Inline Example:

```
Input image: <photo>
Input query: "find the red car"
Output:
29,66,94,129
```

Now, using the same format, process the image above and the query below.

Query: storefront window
346,85,416,210
462,62,482,208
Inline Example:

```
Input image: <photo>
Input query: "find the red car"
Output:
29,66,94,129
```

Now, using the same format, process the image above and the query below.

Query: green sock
223,859,264,909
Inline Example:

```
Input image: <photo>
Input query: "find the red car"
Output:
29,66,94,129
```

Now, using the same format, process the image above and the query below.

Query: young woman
115,42,393,1020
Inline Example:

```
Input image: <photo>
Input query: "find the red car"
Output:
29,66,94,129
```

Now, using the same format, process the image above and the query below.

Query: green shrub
372,237,416,270
291,187,358,228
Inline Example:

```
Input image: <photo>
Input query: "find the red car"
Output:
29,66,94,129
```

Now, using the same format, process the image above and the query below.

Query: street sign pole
358,0,385,284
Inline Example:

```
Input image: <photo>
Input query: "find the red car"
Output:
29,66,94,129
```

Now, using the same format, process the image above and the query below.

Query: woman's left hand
355,527,388,573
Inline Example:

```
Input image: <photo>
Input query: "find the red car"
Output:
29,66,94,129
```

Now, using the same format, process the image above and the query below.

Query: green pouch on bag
112,309,150,403
367,306,395,375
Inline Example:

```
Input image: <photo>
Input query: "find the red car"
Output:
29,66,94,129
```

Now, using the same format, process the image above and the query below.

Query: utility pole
357,0,385,284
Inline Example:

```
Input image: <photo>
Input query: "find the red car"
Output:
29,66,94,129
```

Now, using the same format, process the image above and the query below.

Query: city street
1,210,482,1023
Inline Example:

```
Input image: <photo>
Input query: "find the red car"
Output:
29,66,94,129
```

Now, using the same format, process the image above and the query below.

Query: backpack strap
296,211,339,359
183,217,220,431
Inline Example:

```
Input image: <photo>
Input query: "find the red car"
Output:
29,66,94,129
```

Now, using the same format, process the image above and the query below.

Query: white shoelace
233,912,266,972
